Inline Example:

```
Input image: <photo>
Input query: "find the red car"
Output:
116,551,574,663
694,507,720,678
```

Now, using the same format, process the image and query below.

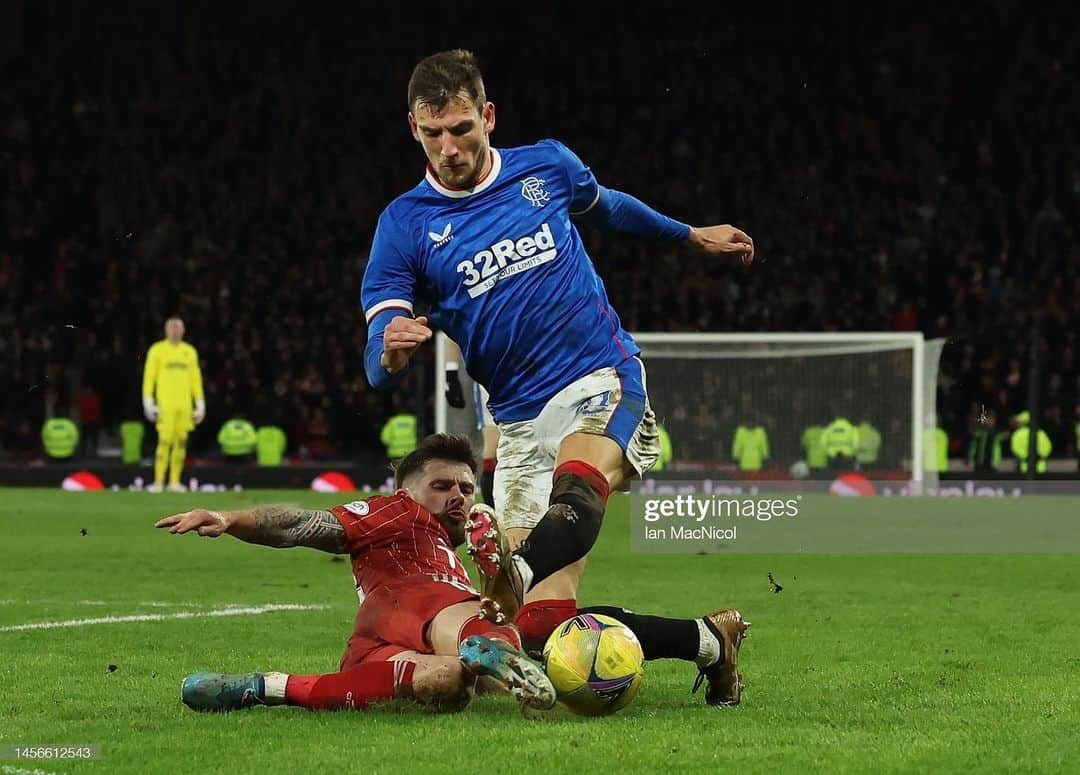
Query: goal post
434,332,944,489
434,333,488,455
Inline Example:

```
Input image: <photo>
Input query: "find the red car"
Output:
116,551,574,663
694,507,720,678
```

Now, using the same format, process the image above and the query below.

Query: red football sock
515,598,578,653
284,661,415,710
553,460,610,503
458,614,522,651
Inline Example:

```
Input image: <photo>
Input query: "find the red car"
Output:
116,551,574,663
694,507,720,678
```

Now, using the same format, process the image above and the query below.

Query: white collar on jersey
424,149,502,199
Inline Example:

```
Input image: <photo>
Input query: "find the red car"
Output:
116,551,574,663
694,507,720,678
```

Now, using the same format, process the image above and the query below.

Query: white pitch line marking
73,600,206,608
76,600,214,608
3,766,59,775
0,604,330,632
8,600,257,609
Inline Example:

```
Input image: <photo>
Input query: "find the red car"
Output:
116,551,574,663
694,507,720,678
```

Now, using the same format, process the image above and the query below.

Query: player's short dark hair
408,49,486,112
394,433,478,488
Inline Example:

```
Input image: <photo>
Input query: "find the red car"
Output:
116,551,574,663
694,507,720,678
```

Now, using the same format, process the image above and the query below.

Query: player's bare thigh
557,431,636,491
426,600,486,656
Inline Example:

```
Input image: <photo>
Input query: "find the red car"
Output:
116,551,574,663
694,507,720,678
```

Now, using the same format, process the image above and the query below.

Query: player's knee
412,660,473,713
458,614,522,652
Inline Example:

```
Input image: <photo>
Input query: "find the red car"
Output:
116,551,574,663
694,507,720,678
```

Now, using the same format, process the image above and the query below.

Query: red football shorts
339,580,478,670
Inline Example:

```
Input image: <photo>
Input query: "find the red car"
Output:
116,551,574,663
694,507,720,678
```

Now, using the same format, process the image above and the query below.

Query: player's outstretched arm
572,183,755,264
155,507,346,553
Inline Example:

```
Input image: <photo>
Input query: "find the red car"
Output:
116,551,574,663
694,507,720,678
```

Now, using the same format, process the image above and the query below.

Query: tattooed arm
155,506,347,554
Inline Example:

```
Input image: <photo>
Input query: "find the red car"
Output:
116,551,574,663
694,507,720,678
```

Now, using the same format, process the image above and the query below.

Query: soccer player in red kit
156,434,555,713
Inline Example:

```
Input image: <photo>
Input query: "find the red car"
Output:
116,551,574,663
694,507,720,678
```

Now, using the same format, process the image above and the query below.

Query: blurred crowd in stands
1,2,1077,466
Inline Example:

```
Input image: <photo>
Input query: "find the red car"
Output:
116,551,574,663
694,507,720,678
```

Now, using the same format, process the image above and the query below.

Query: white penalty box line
0,603,330,633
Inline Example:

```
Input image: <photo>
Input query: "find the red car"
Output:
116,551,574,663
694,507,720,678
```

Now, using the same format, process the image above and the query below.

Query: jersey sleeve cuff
569,185,602,216
364,298,414,325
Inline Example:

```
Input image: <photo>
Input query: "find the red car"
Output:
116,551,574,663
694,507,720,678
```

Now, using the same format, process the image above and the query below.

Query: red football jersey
330,493,477,604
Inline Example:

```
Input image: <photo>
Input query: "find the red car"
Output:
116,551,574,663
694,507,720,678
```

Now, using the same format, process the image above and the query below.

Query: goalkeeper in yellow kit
142,317,206,492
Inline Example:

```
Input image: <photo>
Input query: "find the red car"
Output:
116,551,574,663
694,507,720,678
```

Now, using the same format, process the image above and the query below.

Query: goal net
435,332,945,488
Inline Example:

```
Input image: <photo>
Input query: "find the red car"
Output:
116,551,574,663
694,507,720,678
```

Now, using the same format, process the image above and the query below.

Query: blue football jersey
362,139,639,423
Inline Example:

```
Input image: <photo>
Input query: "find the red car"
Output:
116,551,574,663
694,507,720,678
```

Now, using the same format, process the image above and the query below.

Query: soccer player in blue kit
363,50,753,705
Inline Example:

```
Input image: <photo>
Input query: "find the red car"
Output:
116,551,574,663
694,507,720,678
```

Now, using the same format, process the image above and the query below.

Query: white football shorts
493,357,658,531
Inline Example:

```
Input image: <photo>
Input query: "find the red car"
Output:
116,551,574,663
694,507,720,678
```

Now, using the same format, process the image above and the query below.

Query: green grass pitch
1,489,1078,774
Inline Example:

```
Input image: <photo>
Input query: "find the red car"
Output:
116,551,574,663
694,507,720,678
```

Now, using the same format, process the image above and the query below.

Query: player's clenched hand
154,509,229,537
687,225,755,266
380,315,432,373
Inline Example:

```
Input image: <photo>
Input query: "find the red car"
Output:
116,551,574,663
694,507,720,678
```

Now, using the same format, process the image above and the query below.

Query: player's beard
438,509,467,547
439,162,474,189
439,141,488,189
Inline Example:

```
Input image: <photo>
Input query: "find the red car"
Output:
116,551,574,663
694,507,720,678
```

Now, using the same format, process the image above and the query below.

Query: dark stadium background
1,1,1077,475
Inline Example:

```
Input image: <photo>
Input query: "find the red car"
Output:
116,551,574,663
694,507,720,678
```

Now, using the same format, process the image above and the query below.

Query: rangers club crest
520,176,550,208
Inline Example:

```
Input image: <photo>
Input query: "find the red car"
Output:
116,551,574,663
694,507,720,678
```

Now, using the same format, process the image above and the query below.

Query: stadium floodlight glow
436,332,942,489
